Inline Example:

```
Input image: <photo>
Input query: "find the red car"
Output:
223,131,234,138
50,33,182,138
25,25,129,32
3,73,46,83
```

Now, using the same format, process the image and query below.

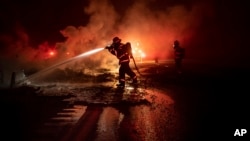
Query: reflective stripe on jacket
109,43,130,64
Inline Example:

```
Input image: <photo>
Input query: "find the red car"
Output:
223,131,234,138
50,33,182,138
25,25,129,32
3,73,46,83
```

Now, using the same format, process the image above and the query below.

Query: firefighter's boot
132,76,138,84
116,82,125,88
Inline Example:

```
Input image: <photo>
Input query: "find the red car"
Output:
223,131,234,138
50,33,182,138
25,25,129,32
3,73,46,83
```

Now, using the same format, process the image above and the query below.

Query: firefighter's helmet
173,40,180,48
174,40,179,46
113,37,121,43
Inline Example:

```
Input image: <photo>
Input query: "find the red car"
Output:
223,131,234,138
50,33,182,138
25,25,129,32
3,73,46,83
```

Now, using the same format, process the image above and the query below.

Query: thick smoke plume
56,0,215,66
0,0,215,85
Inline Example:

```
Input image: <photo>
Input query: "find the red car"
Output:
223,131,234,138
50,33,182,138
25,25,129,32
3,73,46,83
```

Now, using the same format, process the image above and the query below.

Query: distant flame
130,41,146,61
49,51,55,56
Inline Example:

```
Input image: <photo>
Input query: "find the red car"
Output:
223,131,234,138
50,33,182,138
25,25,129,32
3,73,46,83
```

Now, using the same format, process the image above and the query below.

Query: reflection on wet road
1,61,191,141
2,61,248,140
29,85,178,141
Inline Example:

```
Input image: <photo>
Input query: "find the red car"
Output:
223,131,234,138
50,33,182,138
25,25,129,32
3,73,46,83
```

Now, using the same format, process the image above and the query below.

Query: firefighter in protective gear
106,37,137,87
173,40,185,74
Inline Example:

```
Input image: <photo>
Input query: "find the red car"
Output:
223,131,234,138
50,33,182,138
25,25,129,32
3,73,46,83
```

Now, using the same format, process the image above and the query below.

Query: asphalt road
0,60,249,141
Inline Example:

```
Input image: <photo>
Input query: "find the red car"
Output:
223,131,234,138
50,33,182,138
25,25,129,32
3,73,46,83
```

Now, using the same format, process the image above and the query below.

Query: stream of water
18,47,104,85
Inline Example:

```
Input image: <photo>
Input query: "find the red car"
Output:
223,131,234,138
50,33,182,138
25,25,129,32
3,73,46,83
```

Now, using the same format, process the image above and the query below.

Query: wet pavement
0,60,249,141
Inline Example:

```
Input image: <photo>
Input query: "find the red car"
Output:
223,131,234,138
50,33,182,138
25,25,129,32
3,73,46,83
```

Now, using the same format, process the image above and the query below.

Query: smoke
55,0,120,70
0,0,216,85
57,0,215,65
118,0,215,59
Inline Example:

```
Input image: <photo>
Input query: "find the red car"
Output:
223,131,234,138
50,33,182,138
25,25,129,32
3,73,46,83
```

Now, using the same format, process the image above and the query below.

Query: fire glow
49,51,55,56
131,42,146,62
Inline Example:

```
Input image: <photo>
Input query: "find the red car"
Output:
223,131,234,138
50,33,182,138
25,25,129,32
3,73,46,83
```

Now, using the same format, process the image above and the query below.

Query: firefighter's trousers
119,62,137,85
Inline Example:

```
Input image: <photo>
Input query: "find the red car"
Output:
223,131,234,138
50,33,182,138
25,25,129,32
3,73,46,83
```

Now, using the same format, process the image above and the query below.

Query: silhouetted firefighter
105,37,137,88
173,40,185,74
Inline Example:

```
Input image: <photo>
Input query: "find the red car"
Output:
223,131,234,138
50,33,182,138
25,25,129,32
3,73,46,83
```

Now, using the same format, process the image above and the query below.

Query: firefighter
173,40,185,74
105,37,137,87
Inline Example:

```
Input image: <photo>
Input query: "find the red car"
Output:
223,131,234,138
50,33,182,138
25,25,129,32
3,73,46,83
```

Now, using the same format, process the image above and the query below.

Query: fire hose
131,56,143,76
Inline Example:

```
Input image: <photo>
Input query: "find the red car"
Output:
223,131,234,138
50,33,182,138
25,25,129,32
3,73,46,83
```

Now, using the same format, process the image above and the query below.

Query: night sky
1,0,199,45
0,0,249,68
0,0,90,44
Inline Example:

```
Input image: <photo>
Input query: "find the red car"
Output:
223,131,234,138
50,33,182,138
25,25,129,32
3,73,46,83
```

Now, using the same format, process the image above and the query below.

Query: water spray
17,47,104,85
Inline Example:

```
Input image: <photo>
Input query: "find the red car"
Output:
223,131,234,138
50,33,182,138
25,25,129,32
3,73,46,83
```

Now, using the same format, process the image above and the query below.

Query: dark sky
1,0,248,43
0,0,90,44
0,0,249,67
0,0,199,44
